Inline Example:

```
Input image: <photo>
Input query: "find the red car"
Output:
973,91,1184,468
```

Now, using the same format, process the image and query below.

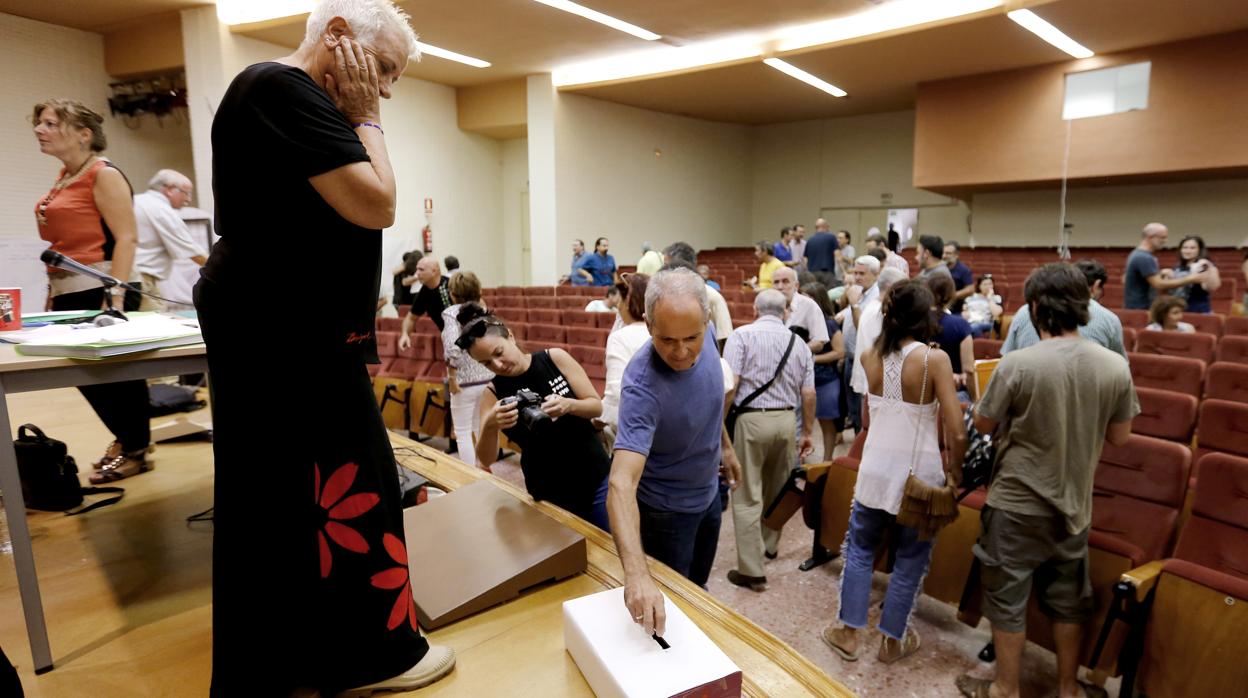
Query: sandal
820,625,859,661
89,448,152,484
878,628,921,664
956,674,993,698
91,442,155,471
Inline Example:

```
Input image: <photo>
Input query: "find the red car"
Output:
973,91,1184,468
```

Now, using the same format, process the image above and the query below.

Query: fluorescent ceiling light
774,0,1002,52
764,59,847,97
416,42,491,68
531,0,661,41
553,38,760,87
1007,9,1094,59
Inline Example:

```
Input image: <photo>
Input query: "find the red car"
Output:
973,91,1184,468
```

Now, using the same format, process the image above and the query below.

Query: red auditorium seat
973,338,1002,359
493,295,525,310
410,315,439,335
496,286,524,296
1131,453,1248,698
567,326,610,347
557,296,586,310
1134,329,1216,364
395,304,410,317
527,309,560,325
730,302,756,320
1193,400,1248,479
594,313,618,329
1121,327,1136,352
1217,335,1248,365
1183,313,1224,337
1132,387,1198,443
1205,362,1248,404
508,322,528,341
494,307,526,325
523,286,555,296
1224,316,1248,336
1112,309,1149,330
1127,353,1205,397
526,296,557,309
1092,434,1191,565
554,285,580,297
562,310,596,327
569,346,606,382
371,331,400,377
377,316,402,332
527,324,567,345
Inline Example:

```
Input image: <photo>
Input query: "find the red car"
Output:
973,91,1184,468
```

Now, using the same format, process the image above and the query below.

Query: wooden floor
1,387,216,696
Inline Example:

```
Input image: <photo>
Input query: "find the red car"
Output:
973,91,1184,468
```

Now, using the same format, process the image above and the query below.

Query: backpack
14,425,124,514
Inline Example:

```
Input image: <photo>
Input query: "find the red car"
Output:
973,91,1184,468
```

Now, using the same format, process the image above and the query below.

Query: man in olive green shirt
958,264,1138,698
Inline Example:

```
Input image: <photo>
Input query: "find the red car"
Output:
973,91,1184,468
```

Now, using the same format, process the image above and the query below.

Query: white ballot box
563,587,742,698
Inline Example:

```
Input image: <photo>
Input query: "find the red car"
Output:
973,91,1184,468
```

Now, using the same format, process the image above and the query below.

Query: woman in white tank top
822,280,968,664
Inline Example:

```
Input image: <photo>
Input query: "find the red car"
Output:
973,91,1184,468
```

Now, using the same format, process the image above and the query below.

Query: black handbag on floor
13,425,124,515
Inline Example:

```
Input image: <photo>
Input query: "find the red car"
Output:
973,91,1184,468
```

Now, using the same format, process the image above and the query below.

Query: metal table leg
0,384,54,672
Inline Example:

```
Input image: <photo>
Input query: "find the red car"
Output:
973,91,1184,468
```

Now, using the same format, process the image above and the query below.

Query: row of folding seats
492,308,618,330
519,324,611,348
974,333,1248,369
370,330,447,382
492,294,607,311
1112,309,1248,337
483,285,601,297
376,314,440,335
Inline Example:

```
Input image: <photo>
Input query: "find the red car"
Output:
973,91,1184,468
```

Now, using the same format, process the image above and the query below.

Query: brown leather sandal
878,628,921,664
89,448,152,484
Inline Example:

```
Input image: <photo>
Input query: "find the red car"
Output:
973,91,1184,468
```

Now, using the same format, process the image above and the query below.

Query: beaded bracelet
354,121,384,134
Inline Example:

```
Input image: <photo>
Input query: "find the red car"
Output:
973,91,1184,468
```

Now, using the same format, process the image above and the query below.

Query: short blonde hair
31,99,106,153
301,0,421,59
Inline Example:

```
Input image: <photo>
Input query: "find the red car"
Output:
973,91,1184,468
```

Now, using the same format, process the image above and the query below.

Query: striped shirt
723,315,815,409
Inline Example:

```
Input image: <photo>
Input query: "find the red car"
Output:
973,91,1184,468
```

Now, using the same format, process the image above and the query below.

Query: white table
0,344,208,673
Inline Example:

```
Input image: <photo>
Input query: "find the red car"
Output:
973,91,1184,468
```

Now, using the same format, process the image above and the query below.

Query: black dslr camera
499,388,551,430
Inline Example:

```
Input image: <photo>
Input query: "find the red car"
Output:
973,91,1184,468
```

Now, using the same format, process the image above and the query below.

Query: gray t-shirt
919,264,953,280
978,338,1139,534
1124,249,1159,310
1001,300,1127,359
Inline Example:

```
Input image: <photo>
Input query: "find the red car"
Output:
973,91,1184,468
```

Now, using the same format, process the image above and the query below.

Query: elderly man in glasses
132,168,206,311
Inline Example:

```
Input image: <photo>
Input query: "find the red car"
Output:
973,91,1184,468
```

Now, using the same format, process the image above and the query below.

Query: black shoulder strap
65,487,125,516
738,332,798,410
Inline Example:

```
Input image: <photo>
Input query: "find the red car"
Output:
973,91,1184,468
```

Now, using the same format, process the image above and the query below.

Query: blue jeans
638,495,722,588
590,477,610,532
839,501,935,640
969,321,994,338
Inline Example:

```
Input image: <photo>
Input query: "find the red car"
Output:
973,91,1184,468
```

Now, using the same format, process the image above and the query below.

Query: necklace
36,155,97,227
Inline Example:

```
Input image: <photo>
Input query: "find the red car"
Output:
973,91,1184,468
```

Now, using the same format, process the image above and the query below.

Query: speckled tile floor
424,433,1121,698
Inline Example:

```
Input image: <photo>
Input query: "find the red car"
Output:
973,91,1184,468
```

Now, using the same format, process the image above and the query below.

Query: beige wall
971,178,1248,249
553,92,754,279
500,138,529,286
751,110,966,246
0,12,194,240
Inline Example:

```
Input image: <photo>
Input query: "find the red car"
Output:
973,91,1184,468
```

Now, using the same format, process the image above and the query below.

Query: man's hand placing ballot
624,574,667,637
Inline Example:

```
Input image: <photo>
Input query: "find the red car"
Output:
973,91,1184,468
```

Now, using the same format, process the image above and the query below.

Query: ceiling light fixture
531,0,661,41
763,58,847,97
416,43,491,68
774,0,1002,52
1007,9,1094,59
553,38,760,87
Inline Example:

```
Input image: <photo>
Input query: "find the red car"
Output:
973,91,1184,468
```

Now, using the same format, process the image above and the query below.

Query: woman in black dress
456,305,611,530
194,6,452,696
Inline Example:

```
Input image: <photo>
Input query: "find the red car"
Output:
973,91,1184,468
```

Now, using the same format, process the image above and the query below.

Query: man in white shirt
864,233,910,276
769,267,829,352
851,266,909,395
132,169,206,311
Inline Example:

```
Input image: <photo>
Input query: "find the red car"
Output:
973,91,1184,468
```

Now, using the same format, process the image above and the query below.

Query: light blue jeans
838,501,935,640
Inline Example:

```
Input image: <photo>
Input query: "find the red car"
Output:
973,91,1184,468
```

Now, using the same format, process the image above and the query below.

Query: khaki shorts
972,506,1093,633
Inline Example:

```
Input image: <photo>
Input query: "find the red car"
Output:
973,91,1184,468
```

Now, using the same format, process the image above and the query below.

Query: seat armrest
1120,559,1166,602
803,463,831,484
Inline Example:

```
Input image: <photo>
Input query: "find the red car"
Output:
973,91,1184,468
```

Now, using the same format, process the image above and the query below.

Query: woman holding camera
456,304,611,529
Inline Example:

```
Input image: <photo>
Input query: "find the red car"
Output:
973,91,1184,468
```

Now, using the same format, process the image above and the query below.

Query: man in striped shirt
722,289,816,591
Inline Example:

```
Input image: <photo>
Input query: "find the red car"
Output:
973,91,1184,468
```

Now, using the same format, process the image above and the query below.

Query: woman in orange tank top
32,99,150,483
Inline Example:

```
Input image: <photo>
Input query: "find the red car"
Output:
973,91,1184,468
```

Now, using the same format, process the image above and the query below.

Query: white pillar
526,74,559,286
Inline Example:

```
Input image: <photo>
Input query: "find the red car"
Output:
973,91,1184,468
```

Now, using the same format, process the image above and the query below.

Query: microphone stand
99,278,130,322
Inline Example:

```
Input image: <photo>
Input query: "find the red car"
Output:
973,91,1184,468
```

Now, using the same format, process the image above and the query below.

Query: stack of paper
563,587,742,698
2,313,202,359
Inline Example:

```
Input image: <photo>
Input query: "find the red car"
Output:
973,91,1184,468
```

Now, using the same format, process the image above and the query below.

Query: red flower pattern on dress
315,462,380,578
371,532,419,632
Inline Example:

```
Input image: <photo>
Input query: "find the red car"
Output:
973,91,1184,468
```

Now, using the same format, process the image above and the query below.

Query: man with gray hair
132,169,206,311
840,256,884,431
610,267,742,637
851,266,909,394
722,289,815,591
770,266,829,353
663,241,734,348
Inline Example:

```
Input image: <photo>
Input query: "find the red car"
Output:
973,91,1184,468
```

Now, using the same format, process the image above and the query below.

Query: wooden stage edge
390,433,853,698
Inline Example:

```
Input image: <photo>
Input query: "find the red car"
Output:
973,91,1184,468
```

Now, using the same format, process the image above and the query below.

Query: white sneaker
336,645,456,697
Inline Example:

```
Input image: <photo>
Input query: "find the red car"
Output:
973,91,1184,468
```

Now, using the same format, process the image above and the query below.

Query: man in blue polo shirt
581,237,617,286
608,267,742,637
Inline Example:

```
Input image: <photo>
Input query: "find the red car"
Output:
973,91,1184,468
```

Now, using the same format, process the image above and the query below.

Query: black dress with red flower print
196,61,429,696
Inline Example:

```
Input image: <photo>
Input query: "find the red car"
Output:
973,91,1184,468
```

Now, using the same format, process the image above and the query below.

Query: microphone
40,249,133,290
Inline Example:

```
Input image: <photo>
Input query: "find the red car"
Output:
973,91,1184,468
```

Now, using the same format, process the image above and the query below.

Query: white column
526,74,559,286
179,7,230,217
